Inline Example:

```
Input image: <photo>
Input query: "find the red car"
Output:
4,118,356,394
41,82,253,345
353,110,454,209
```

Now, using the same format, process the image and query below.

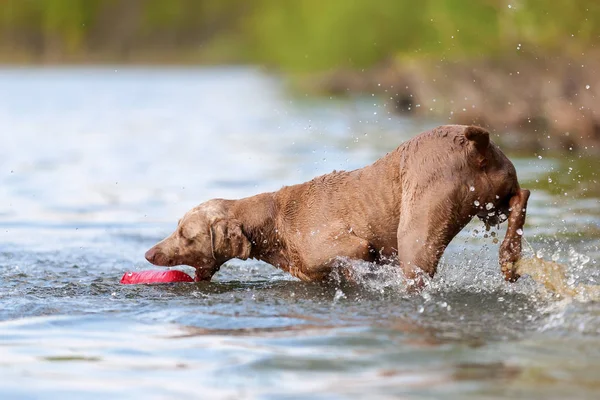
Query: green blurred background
1,0,599,151
1,0,598,68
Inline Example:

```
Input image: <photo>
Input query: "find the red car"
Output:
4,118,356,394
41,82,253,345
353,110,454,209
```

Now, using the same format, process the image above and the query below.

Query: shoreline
305,55,600,154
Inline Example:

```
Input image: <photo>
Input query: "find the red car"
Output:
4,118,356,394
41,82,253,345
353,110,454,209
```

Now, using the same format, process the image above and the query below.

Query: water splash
515,257,600,302
325,238,599,305
328,257,414,296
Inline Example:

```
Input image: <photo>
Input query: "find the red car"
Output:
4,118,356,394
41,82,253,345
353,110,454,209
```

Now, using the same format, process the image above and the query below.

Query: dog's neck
229,192,283,263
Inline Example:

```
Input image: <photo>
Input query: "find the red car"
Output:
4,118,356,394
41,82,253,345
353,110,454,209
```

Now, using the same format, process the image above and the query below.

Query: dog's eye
178,227,188,239
179,227,196,242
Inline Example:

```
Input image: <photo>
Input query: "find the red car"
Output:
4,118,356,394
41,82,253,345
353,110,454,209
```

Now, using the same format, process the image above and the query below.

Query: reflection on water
0,67,599,399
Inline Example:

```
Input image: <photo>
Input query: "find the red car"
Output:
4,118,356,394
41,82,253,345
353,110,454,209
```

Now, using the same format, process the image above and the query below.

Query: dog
145,125,530,285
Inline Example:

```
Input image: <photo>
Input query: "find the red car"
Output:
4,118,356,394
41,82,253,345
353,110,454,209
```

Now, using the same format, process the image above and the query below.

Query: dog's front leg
396,219,461,289
397,229,454,289
499,189,530,282
396,187,473,289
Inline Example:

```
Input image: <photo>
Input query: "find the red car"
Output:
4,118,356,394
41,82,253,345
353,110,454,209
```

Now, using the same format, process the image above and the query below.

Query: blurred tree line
0,0,599,68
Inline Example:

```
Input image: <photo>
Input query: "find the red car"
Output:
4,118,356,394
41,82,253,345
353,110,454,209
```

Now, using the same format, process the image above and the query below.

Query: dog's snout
145,246,173,266
145,247,158,264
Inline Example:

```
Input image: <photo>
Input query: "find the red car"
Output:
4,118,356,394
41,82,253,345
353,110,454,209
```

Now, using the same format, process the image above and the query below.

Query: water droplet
474,200,480,206
418,305,424,313
333,289,346,302
485,202,494,210
580,254,590,266
508,4,512,8
548,177,553,183
538,155,543,159
469,186,475,192
585,84,590,90
516,228,523,235
536,249,545,258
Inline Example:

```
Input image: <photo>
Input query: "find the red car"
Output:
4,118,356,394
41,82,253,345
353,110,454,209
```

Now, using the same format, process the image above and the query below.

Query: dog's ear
209,219,251,261
464,125,490,168
464,125,490,153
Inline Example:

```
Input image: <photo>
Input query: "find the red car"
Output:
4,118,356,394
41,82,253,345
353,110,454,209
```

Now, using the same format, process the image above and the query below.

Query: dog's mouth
487,213,508,227
146,252,217,282
478,208,509,228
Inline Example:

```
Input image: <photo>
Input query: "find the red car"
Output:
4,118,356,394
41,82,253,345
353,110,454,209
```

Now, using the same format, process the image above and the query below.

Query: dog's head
462,126,519,227
463,126,530,281
145,200,251,281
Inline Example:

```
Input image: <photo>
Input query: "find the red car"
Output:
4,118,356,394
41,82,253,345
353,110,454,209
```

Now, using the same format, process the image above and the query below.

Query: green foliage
0,0,598,67
246,0,433,70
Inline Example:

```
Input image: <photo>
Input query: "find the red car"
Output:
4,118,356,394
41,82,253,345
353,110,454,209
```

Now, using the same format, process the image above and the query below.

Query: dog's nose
145,247,158,263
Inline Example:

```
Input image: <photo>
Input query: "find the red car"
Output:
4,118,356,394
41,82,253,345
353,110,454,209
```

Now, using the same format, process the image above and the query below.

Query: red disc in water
120,270,194,284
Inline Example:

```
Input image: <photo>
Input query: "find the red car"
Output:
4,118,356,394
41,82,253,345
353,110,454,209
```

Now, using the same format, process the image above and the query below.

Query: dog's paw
501,262,520,282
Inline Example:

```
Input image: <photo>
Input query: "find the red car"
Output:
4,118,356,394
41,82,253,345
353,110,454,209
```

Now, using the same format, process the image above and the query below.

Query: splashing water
328,240,599,304
515,257,600,302
328,257,415,296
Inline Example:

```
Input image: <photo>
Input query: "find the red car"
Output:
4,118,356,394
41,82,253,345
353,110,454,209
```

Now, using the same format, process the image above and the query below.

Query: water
1,67,599,399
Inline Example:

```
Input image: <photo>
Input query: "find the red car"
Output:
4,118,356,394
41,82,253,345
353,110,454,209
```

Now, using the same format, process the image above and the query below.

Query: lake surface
0,67,599,399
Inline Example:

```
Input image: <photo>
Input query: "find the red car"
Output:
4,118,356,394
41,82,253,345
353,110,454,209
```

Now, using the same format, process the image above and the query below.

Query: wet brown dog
145,125,530,285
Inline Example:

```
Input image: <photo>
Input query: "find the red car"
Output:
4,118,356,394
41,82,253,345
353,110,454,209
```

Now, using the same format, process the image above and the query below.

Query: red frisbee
120,270,194,284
